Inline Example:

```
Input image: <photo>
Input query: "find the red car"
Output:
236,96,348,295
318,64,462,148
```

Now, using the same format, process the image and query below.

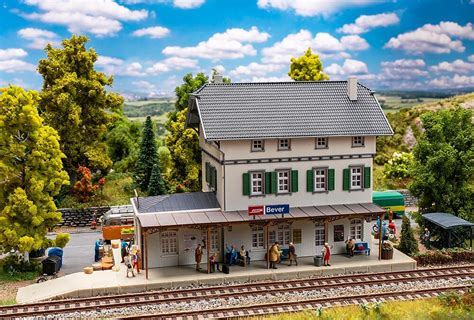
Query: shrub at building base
1,255,40,277
397,216,419,256
413,248,473,266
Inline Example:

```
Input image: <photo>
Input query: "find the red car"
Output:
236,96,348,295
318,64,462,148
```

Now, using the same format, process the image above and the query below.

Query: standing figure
121,240,128,263
322,243,331,266
423,228,431,249
132,248,140,273
269,242,280,269
195,243,203,271
288,242,298,266
124,254,135,277
345,238,355,257
94,238,102,262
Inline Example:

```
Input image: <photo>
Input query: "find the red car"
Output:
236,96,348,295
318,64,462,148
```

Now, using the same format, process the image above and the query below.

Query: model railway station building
132,77,394,277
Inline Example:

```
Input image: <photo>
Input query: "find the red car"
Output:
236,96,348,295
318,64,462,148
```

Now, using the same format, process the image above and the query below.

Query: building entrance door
314,223,325,255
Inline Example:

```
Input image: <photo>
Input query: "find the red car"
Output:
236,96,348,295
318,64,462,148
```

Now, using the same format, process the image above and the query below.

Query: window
350,166,363,190
161,231,177,254
314,168,327,192
352,136,364,147
251,225,265,249
350,219,363,240
211,229,220,251
251,171,264,195
314,223,325,246
270,224,291,246
277,170,290,193
316,137,328,149
334,225,344,242
278,139,290,150
251,140,264,152
292,229,302,244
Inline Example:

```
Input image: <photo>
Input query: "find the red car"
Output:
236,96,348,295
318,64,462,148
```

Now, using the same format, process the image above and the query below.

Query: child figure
124,254,135,278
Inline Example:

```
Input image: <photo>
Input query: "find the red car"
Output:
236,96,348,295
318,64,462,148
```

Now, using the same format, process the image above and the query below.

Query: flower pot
381,249,393,260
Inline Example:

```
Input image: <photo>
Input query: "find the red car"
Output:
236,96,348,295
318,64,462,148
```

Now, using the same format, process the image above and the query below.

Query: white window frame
210,229,220,252
350,219,363,240
278,138,290,151
270,224,291,246
251,225,265,249
161,231,177,255
314,223,325,246
313,168,327,192
315,137,328,149
277,169,290,194
250,171,264,195
352,136,365,147
350,166,363,190
251,140,264,152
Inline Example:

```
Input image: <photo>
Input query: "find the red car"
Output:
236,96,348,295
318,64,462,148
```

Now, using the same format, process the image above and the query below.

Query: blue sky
1,0,473,97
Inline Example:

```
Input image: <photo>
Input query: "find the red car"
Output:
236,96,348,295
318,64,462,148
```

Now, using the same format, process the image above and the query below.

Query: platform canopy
423,212,474,229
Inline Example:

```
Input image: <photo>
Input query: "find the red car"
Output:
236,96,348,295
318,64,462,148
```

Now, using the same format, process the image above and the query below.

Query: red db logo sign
248,206,264,215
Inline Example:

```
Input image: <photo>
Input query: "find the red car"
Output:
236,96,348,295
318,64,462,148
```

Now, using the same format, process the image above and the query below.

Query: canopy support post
265,223,269,269
206,226,211,274
144,230,149,280
378,213,383,261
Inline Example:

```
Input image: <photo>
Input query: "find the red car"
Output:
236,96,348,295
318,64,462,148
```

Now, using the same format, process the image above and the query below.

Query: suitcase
222,264,230,274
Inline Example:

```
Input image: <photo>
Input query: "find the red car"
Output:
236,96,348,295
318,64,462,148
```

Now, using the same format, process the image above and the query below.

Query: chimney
213,73,223,84
348,77,357,101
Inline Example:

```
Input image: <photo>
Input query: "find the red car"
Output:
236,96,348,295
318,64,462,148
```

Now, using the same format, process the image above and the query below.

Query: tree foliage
0,86,69,253
134,116,158,191
148,163,166,196
408,107,473,221
106,118,140,173
38,35,123,176
288,48,329,81
73,166,99,202
398,216,419,255
384,152,414,181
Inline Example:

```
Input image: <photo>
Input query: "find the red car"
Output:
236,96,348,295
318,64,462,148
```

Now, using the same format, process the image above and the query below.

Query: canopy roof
423,212,474,229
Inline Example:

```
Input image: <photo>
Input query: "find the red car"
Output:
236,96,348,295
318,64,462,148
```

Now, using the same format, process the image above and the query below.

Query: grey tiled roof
134,192,221,214
190,81,393,140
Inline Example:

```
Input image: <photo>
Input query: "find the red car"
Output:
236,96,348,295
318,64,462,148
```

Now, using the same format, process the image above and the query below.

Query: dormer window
315,137,328,149
278,138,290,151
251,140,264,152
352,136,365,147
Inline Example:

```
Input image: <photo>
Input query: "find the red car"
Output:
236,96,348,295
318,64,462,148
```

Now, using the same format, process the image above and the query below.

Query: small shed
423,212,473,249
372,191,405,217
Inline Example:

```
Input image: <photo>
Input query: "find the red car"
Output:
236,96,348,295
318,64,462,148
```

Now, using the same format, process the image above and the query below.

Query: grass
0,270,38,282
0,298,16,306
247,292,474,320
128,112,170,123
379,96,442,113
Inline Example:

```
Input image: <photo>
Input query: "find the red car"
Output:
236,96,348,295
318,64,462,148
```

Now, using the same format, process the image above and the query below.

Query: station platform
16,247,416,304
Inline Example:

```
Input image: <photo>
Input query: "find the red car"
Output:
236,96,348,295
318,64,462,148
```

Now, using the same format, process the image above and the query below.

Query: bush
413,248,472,266
54,233,71,248
1,255,40,276
398,216,419,256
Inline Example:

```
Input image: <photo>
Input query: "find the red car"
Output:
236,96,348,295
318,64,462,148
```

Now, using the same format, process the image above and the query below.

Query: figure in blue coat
94,238,103,262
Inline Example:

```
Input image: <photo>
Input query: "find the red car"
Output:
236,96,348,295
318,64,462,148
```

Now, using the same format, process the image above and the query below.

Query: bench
353,242,370,255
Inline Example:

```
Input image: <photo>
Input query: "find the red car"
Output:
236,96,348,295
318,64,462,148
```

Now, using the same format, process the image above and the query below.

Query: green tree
106,117,140,173
148,163,166,196
409,107,473,221
288,48,329,81
0,86,69,254
38,35,123,176
383,152,414,188
398,216,419,255
134,116,157,191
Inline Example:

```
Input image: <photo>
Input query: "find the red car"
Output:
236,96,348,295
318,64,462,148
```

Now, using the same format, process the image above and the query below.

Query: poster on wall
183,234,197,251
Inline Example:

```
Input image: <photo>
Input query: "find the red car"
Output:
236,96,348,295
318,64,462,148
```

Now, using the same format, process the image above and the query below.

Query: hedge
413,248,473,266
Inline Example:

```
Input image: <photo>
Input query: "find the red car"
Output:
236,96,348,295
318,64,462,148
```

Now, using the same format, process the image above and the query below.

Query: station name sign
248,204,289,216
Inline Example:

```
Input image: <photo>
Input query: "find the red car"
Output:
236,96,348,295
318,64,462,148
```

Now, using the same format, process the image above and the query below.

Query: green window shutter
291,170,298,193
243,172,250,196
205,162,209,183
265,172,272,194
213,167,218,191
364,166,371,189
271,171,277,194
343,168,350,191
328,169,335,191
209,166,214,188
306,170,314,192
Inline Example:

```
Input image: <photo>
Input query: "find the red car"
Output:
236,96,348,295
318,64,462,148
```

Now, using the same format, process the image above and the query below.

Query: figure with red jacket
322,243,331,266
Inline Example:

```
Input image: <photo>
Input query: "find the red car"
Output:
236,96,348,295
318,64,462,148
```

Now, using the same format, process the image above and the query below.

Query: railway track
1,265,472,319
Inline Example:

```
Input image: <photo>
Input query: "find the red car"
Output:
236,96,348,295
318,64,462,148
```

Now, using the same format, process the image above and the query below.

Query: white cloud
429,74,474,88
338,12,399,34
0,59,36,73
379,59,428,80
96,56,146,76
325,59,368,76
385,21,473,54
213,65,225,74
146,57,198,74
245,75,292,82
261,30,367,64
257,0,381,17
132,26,170,39
162,26,270,60
96,55,124,66
230,62,285,77
132,80,157,93
0,48,28,60
17,28,59,50
22,0,148,37
429,59,474,74
469,55,474,62
173,0,205,9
